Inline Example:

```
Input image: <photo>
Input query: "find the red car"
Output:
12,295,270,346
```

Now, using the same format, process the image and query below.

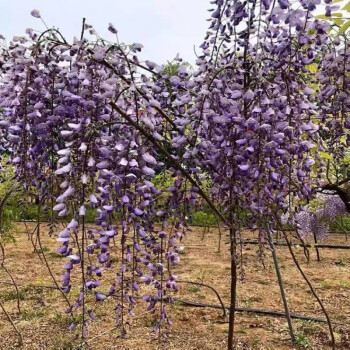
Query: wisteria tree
0,0,349,349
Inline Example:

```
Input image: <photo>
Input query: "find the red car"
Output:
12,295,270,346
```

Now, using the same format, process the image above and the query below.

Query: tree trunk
227,227,237,350
267,228,295,343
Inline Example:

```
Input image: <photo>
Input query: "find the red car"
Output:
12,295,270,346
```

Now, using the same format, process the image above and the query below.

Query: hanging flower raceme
0,20,190,339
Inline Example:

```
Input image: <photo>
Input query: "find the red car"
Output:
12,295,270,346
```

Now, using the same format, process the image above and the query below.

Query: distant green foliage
330,216,350,232
12,203,97,223
153,170,218,226
191,206,217,226
0,159,22,242
0,159,101,239
162,62,181,77
162,61,192,78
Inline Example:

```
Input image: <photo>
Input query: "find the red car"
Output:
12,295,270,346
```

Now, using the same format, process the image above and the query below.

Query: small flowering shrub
291,195,347,240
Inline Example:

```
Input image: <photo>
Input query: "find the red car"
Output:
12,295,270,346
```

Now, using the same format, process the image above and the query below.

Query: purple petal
30,9,41,18
95,292,106,302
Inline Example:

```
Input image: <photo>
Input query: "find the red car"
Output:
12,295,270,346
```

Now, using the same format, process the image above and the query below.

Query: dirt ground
0,223,349,350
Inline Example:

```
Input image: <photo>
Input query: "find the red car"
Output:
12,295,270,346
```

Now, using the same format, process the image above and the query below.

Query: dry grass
0,223,349,349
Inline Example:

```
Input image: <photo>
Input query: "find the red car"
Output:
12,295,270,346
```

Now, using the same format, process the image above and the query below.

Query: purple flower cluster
0,23,188,337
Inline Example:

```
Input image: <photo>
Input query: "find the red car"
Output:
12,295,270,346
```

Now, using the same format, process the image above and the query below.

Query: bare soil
0,223,349,349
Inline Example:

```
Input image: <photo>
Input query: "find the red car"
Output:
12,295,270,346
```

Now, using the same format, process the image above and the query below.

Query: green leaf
316,15,329,19
320,151,333,160
334,18,345,26
305,63,318,73
316,13,343,19
338,20,350,35
343,2,350,12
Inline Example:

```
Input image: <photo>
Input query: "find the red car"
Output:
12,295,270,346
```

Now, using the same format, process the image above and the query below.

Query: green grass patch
257,280,269,285
49,252,65,258
320,279,350,289
295,332,309,347
39,246,50,253
1,290,26,301
241,297,262,304
21,310,45,320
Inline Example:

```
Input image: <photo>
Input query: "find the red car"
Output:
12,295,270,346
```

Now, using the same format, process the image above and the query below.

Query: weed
51,337,78,350
334,314,347,321
340,280,350,288
320,279,350,289
39,246,50,253
174,301,184,310
54,312,83,329
320,280,332,288
195,268,212,283
257,280,269,285
110,257,118,264
1,290,26,301
21,310,45,320
299,321,319,336
295,333,309,347
241,297,262,304
49,252,65,258
335,259,346,267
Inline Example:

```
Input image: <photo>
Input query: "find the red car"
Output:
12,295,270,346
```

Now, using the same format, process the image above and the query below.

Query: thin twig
176,280,227,317
267,225,295,343
35,203,72,309
282,231,336,349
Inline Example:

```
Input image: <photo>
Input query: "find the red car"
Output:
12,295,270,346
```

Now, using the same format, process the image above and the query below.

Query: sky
0,0,210,65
